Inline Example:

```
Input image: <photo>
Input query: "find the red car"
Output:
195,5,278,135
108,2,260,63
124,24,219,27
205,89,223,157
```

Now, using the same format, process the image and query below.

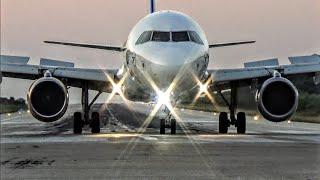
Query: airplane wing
207,57,320,91
209,41,255,48
0,55,118,93
44,41,126,52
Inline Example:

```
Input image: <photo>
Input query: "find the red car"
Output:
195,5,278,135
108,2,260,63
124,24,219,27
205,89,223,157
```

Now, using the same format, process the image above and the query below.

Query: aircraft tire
237,112,246,134
160,119,165,134
219,112,229,134
73,112,83,134
91,112,100,134
171,119,176,135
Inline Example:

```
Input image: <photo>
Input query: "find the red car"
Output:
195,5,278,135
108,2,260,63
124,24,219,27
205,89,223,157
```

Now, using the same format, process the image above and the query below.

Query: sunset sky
1,0,319,102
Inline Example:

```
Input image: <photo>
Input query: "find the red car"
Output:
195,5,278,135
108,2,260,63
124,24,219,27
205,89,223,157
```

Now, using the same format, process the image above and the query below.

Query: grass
0,104,27,114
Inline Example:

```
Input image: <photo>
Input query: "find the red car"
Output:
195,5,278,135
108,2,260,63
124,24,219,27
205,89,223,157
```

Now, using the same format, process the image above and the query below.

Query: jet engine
27,77,69,122
256,75,299,122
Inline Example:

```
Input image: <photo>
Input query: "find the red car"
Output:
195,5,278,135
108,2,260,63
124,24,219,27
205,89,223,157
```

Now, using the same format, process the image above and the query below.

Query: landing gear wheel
171,119,176,135
91,112,100,134
237,112,246,134
73,112,83,134
160,119,165,134
219,112,229,134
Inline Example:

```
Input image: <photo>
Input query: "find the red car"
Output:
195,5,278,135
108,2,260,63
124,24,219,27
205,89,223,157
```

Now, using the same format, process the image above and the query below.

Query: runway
1,102,319,179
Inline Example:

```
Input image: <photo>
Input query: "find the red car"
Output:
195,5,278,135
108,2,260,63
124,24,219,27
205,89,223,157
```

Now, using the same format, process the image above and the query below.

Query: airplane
1,0,319,134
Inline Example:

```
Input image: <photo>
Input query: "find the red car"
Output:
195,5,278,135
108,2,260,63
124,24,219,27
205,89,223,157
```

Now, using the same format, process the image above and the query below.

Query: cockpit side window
151,31,170,42
189,31,204,45
136,31,152,45
172,31,189,42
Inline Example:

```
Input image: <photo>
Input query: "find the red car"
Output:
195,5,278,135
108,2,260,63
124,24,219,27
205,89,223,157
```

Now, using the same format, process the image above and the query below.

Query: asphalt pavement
1,102,319,180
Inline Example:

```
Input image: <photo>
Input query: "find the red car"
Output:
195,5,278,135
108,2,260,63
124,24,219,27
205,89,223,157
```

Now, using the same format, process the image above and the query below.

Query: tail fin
150,0,155,13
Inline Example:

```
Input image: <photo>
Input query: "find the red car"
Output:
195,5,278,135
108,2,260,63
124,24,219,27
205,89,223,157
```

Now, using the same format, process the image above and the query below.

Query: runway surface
1,102,319,180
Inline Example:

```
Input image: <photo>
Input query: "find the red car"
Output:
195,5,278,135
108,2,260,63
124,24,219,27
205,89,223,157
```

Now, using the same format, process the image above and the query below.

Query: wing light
199,83,208,94
103,72,129,105
191,73,215,106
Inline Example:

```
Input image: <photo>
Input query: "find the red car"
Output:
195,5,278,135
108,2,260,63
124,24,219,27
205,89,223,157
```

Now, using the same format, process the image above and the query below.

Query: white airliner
1,0,319,134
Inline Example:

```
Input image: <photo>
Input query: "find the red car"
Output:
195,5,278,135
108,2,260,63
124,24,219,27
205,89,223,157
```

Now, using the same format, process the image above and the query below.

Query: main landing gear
73,81,102,134
217,83,246,134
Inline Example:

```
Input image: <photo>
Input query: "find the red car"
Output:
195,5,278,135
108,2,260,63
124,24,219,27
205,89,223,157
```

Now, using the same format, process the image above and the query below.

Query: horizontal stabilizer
209,41,255,48
244,58,279,68
289,54,320,65
0,55,30,65
40,58,74,67
44,41,126,52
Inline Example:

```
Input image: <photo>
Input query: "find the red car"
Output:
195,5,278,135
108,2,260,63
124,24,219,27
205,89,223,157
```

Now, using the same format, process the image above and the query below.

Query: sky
1,0,319,103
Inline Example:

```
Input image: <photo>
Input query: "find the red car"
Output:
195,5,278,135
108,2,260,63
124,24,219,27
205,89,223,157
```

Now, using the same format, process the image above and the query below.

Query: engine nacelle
27,77,68,122
256,76,299,122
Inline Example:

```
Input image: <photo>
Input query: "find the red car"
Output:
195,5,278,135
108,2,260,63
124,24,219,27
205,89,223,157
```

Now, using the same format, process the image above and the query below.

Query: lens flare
199,83,208,94
110,65,215,177
103,71,129,105
191,72,215,106
156,91,171,107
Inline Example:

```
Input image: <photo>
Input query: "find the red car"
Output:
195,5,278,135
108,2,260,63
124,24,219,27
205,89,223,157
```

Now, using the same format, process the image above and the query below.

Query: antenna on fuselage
150,0,156,13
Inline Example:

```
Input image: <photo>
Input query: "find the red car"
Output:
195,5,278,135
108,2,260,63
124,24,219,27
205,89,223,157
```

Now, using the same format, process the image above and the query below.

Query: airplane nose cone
148,63,183,90
136,43,205,90
142,45,199,90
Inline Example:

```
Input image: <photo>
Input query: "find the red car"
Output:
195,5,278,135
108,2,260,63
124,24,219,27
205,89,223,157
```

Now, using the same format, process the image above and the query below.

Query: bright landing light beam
111,68,215,177
156,90,171,108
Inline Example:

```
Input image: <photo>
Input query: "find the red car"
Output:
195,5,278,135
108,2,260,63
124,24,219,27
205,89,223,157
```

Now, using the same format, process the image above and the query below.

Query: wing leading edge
209,41,255,48
44,41,126,52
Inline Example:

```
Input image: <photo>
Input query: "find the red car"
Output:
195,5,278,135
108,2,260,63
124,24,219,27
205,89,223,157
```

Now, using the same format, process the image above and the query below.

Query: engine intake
257,76,298,122
27,77,68,122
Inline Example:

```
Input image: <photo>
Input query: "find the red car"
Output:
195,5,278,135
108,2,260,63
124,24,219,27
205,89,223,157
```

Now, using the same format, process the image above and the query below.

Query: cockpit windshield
151,31,170,42
172,31,189,42
136,31,204,45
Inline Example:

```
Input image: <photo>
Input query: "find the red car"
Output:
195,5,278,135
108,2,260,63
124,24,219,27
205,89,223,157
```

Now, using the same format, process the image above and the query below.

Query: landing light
157,91,171,106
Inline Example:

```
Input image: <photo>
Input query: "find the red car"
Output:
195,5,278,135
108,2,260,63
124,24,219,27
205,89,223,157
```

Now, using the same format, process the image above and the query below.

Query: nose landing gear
159,110,177,135
159,118,177,135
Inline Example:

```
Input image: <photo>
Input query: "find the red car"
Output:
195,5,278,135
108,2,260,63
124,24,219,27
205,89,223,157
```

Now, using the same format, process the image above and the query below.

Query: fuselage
121,11,209,103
